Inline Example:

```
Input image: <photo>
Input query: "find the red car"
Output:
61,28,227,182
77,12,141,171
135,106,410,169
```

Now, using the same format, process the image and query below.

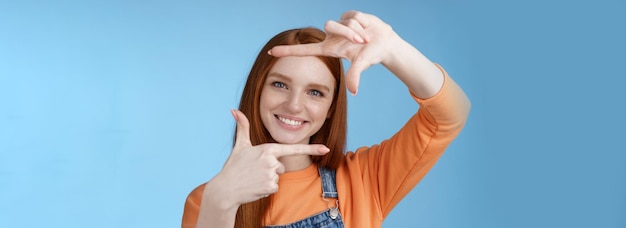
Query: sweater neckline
278,163,318,182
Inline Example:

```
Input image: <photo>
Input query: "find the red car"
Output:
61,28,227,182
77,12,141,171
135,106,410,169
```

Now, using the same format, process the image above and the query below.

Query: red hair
234,27,347,228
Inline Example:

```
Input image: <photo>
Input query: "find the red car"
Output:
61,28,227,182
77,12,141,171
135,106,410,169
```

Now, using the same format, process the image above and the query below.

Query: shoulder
186,182,207,204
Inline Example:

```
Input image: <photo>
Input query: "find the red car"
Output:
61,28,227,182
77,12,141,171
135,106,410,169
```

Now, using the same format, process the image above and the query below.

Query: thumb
346,59,368,96
231,109,252,147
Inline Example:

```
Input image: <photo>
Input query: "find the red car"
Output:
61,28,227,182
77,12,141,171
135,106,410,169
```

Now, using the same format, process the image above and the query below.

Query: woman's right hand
205,109,330,211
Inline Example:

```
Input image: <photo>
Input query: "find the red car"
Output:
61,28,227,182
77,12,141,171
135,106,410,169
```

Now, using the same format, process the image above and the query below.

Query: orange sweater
182,66,471,227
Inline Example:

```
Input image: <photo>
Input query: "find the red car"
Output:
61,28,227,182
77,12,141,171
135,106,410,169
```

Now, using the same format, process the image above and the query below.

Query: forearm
381,33,444,99
362,67,470,216
195,177,239,228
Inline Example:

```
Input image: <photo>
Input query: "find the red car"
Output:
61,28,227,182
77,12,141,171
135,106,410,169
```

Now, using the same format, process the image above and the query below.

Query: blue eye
309,90,324,97
272,81,287,89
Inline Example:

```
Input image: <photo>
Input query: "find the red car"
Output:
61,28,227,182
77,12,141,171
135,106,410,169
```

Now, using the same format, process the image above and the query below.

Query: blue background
1,0,624,227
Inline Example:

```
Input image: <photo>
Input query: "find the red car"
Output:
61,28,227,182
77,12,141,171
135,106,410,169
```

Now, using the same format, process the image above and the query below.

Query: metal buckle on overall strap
322,193,340,219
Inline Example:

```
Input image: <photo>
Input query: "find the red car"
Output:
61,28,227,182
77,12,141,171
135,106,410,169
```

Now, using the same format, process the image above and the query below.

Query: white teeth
278,116,303,126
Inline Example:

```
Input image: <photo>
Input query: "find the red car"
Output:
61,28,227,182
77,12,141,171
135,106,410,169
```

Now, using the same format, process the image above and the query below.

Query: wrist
379,33,443,99
380,33,410,69
195,175,240,228
202,174,240,213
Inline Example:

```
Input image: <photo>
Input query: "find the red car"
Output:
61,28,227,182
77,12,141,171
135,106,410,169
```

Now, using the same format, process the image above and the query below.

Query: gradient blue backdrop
1,0,624,227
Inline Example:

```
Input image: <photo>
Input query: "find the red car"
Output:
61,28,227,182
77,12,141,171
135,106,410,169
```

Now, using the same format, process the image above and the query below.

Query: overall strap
318,167,338,198
318,167,341,220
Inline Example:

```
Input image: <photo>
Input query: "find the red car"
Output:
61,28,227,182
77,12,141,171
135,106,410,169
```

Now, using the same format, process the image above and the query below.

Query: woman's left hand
269,11,400,95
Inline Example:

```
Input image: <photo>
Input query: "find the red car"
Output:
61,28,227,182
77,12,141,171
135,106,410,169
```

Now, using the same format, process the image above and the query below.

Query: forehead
267,56,335,89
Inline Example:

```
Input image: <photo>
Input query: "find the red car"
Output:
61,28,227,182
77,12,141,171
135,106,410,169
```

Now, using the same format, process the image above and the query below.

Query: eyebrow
267,72,332,93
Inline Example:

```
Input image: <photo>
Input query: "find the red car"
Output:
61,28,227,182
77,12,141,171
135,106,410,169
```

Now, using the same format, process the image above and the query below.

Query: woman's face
259,56,336,144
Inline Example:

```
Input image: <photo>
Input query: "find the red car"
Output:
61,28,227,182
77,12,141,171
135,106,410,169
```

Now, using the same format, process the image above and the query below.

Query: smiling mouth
276,115,304,126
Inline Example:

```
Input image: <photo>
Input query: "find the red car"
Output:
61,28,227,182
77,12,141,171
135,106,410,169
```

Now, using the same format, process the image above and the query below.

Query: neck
279,155,313,172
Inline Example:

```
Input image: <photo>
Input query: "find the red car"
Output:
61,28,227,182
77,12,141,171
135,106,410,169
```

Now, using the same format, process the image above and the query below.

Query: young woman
182,11,471,228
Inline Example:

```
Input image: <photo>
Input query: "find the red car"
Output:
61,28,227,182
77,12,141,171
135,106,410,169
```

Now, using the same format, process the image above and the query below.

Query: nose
286,92,304,114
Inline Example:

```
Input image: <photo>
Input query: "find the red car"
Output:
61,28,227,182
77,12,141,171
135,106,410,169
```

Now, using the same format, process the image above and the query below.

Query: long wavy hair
234,27,347,228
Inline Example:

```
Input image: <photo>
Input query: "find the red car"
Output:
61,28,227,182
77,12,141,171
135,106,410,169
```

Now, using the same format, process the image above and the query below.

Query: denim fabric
265,167,344,228
319,168,338,198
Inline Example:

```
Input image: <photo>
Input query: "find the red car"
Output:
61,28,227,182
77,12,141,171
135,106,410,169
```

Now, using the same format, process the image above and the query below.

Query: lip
274,114,307,130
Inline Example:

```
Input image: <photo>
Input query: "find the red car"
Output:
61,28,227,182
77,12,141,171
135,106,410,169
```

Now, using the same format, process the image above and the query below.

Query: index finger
264,143,330,158
268,43,324,57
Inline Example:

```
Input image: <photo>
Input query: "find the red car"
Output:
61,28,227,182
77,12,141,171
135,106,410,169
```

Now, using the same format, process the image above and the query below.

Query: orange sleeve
346,64,471,219
181,184,206,228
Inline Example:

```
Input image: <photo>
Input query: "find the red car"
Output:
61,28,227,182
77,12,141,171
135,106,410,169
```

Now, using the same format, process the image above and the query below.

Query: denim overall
265,167,345,228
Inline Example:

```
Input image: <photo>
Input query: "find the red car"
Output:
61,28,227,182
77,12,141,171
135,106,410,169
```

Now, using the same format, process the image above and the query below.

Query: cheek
259,90,285,119
259,95,274,128
258,94,273,126
310,102,333,120
259,90,274,110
